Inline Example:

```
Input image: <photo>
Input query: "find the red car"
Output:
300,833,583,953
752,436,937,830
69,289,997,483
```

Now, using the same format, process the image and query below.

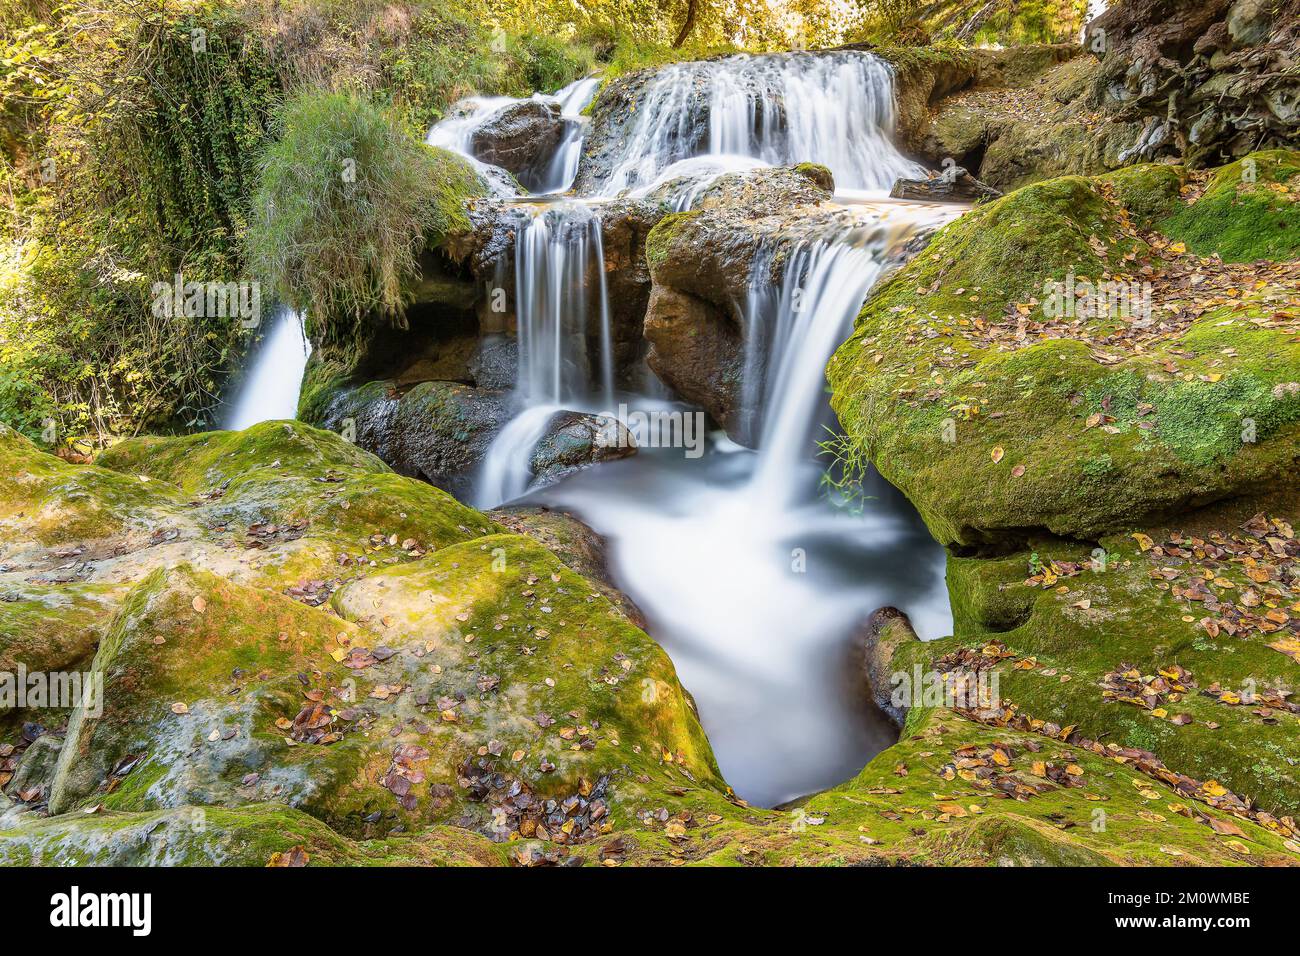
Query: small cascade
426,76,600,196
473,200,614,506
223,309,312,430
744,232,889,510
592,51,926,197
473,403,562,508
512,202,614,405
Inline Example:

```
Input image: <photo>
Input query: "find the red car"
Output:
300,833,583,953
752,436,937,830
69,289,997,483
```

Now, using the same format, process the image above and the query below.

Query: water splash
223,309,312,430
592,51,926,197
473,402,562,508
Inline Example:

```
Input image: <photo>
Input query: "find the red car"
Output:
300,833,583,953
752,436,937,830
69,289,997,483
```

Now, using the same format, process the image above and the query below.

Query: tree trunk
673,0,699,48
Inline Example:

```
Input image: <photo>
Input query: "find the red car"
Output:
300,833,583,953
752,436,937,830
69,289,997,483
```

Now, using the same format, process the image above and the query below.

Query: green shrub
246,90,483,363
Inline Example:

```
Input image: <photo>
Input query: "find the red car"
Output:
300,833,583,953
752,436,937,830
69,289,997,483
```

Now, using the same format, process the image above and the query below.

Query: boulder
858,606,922,726
827,161,1300,547
642,164,852,443
470,100,565,187
1090,0,1300,166
529,410,637,484
310,380,511,498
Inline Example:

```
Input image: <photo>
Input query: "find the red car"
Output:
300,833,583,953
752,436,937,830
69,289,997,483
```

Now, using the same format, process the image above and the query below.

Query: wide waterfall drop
223,309,312,430
592,51,926,197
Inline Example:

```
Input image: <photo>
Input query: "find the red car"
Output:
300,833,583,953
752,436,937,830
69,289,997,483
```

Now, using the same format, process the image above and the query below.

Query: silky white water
591,51,926,197
223,309,311,430
493,199,959,806
453,52,961,805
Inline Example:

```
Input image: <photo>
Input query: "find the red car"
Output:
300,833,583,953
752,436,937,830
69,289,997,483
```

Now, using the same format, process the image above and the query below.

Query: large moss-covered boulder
828,164,1300,547
0,425,193,562
883,491,1300,832
1159,150,1300,263
44,533,725,844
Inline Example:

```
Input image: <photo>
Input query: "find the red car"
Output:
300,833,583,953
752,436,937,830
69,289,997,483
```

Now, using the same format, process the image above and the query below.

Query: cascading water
529,201,958,806
746,234,889,511
591,52,927,197
513,203,614,404
426,76,600,196
471,201,615,507
450,50,962,804
223,309,312,430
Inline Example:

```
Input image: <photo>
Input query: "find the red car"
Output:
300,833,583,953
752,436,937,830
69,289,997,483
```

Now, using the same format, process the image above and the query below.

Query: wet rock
890,168,1002,202
642,164,846,443
314,380,511,498
468,335,518,391
529,410,637,484
470,100,565,187
859,607,922,727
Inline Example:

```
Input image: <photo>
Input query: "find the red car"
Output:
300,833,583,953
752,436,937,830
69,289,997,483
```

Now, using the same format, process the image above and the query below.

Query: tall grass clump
246,89,482,362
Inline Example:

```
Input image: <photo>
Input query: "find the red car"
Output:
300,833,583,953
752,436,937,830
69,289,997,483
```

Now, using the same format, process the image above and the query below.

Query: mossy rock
93,420,495,584
0,425,190,554
1159,149,1300,263
0,802,501,866
47,564,384,818
1099,163,1187,229
329,534,728,821
890,492,1300,819
828,168,1300,546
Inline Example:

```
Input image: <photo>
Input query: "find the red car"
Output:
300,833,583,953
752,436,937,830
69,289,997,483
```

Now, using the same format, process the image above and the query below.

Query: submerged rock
858,606,922,727
529,410,637,484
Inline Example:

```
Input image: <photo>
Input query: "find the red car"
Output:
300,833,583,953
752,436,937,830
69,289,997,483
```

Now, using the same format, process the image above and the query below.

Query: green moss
1159,150,1300,262
827,165,1300,547
1100,164,1187,229
94,419,494,567
645,211,702,271
0,802,501,866
896,496,1300,817
0,424,187,548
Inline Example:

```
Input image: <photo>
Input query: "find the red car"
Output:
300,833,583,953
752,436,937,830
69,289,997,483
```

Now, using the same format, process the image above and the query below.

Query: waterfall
426,76,600,196
223,309,312,430
473,200,615,506
745,232,889,509
473,403,563,508
592,51,926,197
513,202,614,405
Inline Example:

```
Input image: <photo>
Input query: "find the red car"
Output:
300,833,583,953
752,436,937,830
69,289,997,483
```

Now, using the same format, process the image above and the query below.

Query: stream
236,51,962,807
